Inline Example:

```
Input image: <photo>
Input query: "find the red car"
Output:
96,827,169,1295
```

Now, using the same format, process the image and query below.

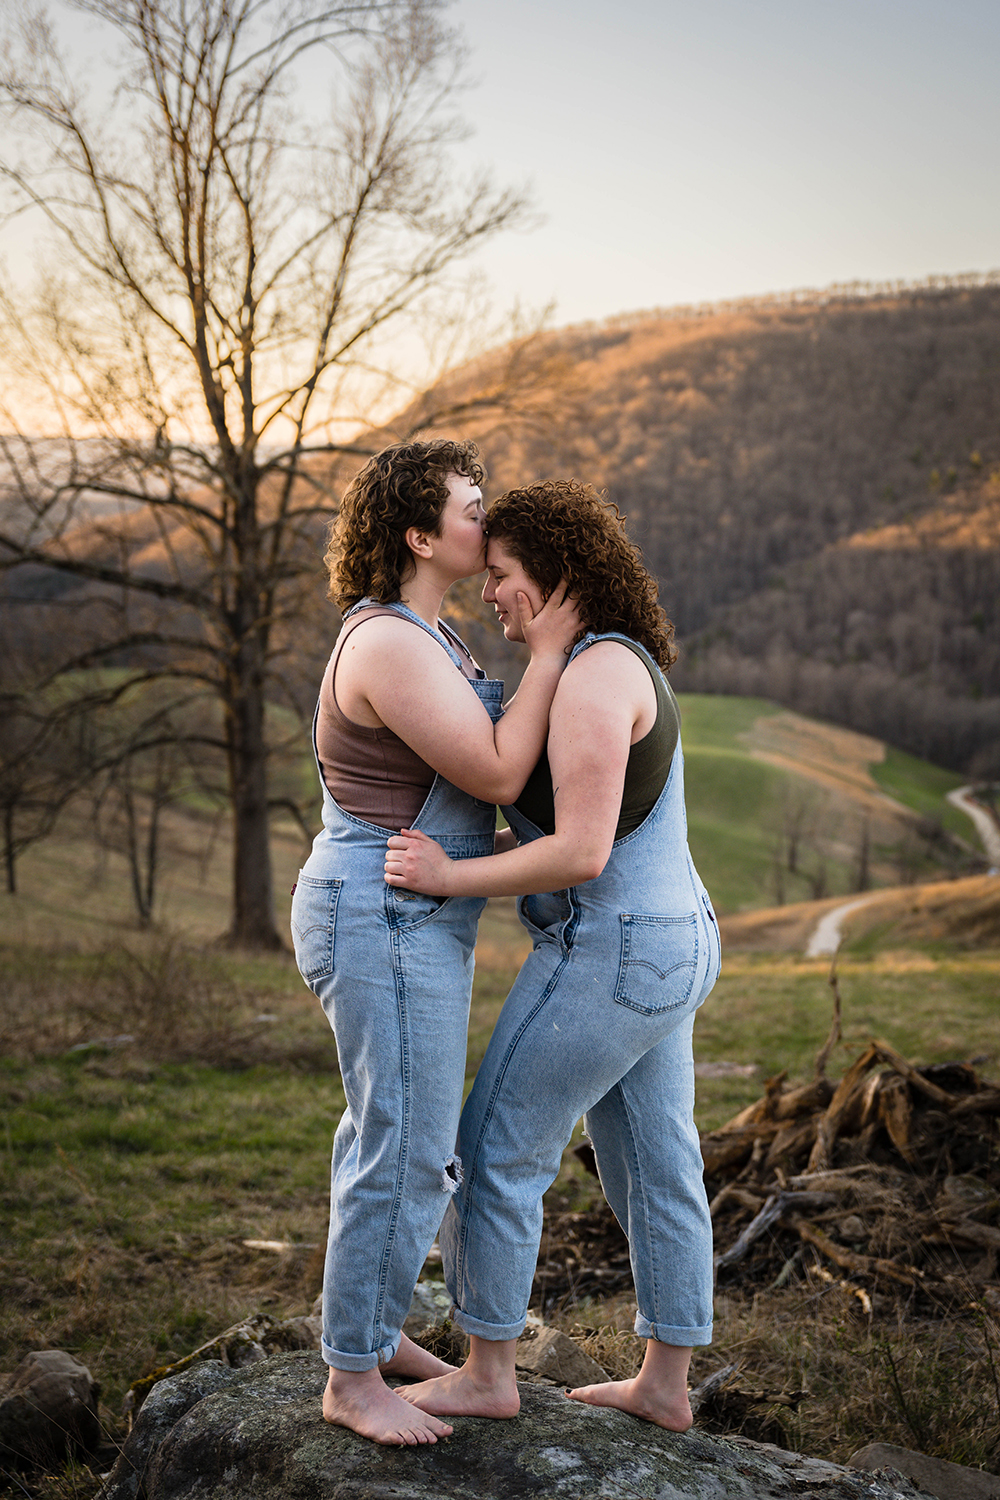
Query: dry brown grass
0,935,328,1068
543,1288,1000,1471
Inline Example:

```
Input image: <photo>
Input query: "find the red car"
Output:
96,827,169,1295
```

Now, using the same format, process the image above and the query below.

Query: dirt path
801,786,998,956
947,786,1000,868
804,894,881,958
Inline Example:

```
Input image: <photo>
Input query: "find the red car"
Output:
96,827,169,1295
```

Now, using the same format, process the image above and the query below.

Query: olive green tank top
513,637,679,839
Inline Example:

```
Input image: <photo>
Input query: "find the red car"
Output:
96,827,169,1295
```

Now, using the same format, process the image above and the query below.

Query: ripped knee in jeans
441,1153,463,1193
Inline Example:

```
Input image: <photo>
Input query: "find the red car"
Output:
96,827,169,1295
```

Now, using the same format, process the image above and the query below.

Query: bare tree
0,0,536,946
0,696,82,894
83,680,229,926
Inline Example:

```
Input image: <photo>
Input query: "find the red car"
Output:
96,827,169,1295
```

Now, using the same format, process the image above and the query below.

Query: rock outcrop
0,1350,101,1469
848,1445,1000,1500
98,1349,931,1500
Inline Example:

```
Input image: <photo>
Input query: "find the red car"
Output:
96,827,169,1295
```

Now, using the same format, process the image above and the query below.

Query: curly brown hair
487,480,677,671
326,439,485,610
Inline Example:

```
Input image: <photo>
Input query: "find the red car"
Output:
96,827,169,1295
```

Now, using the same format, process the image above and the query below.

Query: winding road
804,896,879,959
805,784,999,957
946,785,1000,869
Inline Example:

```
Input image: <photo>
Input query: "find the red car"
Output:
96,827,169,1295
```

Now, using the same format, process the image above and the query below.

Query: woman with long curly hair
384,479,721,1431
291,444,578,1447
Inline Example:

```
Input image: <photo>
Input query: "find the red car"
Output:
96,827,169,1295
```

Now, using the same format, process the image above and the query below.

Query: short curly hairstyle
326,439,485,610
486,480,677,671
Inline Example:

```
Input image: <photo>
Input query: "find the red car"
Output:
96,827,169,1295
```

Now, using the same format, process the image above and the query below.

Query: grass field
2,905,998,1467
1,696,997,1493
678,695,971,911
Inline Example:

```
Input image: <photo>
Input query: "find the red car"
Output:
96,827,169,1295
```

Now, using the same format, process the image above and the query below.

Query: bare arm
338,590,580,804
385,644,655,896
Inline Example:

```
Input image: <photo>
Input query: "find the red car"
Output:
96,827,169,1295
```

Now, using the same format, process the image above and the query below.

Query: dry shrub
1,937,257,1064
82,939,252,1062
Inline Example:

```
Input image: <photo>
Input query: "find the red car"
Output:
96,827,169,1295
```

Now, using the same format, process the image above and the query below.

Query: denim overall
290,601,503,1371
439,631,721,1348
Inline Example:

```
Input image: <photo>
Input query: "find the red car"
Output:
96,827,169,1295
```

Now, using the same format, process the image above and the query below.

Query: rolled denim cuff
450,1303,526,1342
322,1334,400,1372
634,1311,713,1347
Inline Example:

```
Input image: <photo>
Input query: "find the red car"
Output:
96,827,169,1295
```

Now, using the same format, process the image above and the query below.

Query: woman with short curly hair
385,479,720,1432
327,439,485,611
292,442,579,1447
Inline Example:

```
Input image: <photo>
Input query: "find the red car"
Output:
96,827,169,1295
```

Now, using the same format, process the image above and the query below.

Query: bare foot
383,1332,457,1381
397,1365,520,1419
566,1377,693,1432
323,1366,453,1445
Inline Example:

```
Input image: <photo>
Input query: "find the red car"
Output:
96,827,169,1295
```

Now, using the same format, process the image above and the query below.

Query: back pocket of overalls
615,912,699,1015
290,875,343,983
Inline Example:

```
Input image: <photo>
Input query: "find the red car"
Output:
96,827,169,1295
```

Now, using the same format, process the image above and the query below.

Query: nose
482,574,496,604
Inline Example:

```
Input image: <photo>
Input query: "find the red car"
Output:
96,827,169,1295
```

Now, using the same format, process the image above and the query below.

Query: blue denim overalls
290,601,503,1372
439,631,721,1348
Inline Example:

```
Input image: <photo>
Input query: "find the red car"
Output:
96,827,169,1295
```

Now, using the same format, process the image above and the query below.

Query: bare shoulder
336,613,462,728
579,638,650,668
340,614,452,670
560,639,651,695
555,640,656,744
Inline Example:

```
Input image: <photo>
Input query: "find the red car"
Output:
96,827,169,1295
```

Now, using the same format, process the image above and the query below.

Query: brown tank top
316,608,482,831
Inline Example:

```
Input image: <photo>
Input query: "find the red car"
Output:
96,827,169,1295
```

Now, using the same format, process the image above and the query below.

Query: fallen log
807,1044,882,1172
870,1039,961,1106
701,1121,783,1176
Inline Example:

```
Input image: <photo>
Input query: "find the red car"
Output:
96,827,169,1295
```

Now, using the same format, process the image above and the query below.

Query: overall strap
343,598,466,672
569,629,659,672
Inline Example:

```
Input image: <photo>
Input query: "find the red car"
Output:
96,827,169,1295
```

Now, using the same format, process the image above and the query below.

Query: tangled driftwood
702,978,1000,1312
534,975,1000,1316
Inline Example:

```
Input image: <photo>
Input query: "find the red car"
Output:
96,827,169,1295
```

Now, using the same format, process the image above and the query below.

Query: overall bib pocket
291,875,343,983
615,911,699,1015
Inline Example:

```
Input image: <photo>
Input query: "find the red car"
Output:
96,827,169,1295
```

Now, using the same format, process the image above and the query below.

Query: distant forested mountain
5,280,1000,778
427,280,1000,776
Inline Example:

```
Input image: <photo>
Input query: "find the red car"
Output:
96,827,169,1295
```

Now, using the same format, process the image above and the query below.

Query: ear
405,524,435,560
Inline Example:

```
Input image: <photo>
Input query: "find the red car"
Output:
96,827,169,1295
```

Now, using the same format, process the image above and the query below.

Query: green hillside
678,694,969,911
870,745,970,836
679,695,785,911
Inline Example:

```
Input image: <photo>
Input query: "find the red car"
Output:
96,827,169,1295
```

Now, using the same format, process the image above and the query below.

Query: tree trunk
226,682,281,948
224,530,282,950
4,805,16,895
123,779,152,927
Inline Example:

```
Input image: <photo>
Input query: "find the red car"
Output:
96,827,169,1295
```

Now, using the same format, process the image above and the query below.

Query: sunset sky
11,0,1000,334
